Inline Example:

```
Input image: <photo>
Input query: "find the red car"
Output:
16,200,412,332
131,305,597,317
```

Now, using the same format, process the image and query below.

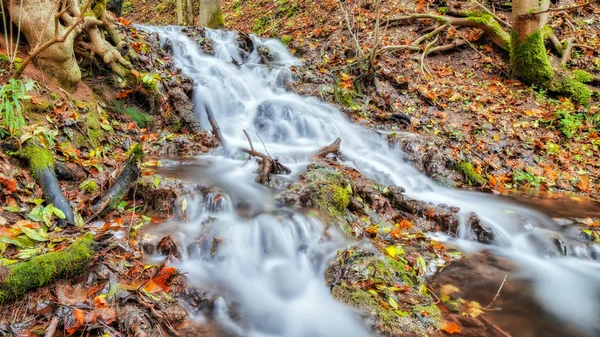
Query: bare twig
486,274,507,309
561,38,574,65
529,0,599,15
337,0,363,57
480,316,513,337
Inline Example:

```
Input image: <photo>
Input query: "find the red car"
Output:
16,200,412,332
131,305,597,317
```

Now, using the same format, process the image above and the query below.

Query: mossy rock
457,161,486,186
79,179,99,194
328,251,441,336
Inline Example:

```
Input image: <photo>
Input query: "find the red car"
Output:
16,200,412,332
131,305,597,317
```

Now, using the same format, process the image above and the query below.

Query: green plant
556,109,583,138
281,35,292,45
513,170,544,187
0,79,34,135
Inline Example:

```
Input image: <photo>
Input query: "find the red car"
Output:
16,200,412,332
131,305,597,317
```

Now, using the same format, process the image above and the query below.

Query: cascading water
140,26,600,336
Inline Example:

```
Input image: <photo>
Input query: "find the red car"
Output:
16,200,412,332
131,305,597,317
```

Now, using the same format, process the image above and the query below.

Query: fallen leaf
441,321,461,334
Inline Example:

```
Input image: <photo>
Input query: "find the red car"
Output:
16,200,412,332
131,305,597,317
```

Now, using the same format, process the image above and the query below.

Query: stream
140,26,600,337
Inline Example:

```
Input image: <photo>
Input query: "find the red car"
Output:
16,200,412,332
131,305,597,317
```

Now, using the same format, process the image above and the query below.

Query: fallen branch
0,233,94,304
242,130,290,184
313,137,341,159
44,316,60,337
20,143,75,224
91,144,144,215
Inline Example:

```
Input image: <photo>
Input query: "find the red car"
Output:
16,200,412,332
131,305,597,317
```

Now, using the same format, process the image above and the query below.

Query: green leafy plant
556,109,583,138
513,170,544,187
0,79,34,135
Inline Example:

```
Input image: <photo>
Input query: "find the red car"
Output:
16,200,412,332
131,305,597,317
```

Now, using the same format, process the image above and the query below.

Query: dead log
20,143,75,224
0,234,95,304
91,144,144,215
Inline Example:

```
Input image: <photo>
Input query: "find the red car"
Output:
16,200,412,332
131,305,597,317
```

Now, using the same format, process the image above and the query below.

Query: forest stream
137,26,600,337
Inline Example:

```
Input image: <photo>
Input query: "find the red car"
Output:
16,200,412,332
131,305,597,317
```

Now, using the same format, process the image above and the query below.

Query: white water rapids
140,26,600,336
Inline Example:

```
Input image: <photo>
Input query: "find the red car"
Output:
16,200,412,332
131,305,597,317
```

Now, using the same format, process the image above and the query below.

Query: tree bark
198,0,223,28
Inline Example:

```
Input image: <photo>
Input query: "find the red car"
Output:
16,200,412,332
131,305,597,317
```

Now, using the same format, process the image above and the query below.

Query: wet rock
54,161,86,181
389,133,460,187
137,175,204,215
157,235,181,259
468,213,494,243
182,27,215,55
118,304,160,337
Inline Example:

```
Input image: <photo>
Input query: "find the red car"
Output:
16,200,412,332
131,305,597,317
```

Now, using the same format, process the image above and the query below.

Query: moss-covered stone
79,179,99,194
0,233,94,304
510,29,554,86
85,111,107,146
20,145,54,178
457,161,486,186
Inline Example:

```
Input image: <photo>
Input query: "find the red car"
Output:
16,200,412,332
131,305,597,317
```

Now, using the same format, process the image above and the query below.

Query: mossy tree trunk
198,0,223,28
510,0,592,104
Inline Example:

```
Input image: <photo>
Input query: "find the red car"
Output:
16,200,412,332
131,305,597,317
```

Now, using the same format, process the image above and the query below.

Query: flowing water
140,26,600,336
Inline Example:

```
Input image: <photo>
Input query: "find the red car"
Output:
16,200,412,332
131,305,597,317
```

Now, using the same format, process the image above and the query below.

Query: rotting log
91,144,144,215
0,233,94,304
20,144,75,224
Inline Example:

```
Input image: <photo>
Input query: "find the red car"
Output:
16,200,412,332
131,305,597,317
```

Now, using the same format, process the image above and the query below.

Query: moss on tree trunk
0,234,95,304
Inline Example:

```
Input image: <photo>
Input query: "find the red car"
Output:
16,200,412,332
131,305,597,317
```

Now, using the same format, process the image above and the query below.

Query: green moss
457,161,486,186
281,35,291,46
466,13,510,46
125,107,153,128
555,74,592,105
20,146,54,178
79,179,99,194
572,69,596,83
0,233,94,304
510,29,554,86
92,0,106,17
85,112,106,146
315,184,350,217
412,303,442,324
208,7,224,28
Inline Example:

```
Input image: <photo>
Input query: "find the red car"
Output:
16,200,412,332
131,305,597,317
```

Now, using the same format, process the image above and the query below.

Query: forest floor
0,0,599,337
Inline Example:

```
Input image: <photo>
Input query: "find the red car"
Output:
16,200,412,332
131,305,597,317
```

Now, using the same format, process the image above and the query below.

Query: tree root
91,144,144,216
0,233,95,304
20,143,75,225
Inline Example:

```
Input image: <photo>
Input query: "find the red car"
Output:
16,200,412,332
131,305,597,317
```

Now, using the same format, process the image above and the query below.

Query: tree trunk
510,0,592,104
186,0,194,25
9,0,82,90
510,0,554,87
177,0,184,25
198,0,223,28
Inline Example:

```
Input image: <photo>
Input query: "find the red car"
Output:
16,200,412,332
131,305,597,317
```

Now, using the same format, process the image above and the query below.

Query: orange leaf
116,89,133,99
0,176,17,193
94,295,108,308
441,321,461,334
